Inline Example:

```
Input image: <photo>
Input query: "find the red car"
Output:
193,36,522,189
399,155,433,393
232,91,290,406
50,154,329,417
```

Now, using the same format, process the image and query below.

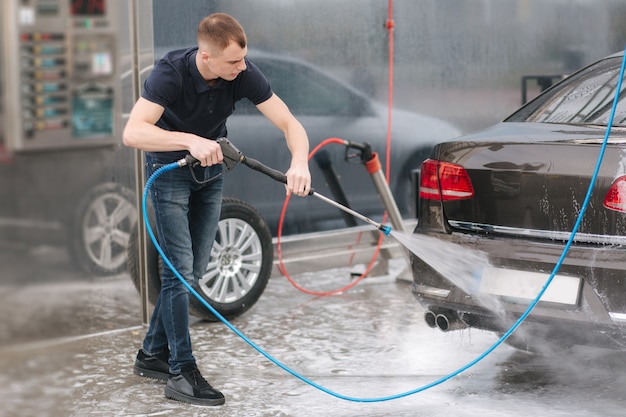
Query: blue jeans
142,154,223,374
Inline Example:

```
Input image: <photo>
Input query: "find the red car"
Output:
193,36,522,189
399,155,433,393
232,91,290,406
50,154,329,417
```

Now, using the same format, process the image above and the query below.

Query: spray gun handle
178,138,241,171
243,156,314,195
216,137,243,171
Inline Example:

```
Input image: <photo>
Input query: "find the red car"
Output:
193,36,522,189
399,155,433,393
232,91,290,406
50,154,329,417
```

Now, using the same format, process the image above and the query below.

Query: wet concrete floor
1,245,626,416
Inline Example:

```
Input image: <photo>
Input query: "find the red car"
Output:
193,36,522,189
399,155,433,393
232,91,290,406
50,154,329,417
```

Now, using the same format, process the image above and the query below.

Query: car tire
127,197,273,322
69,182,137,276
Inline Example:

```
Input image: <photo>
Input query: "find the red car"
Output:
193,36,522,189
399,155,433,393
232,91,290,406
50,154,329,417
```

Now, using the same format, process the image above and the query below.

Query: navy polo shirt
142,47,273,159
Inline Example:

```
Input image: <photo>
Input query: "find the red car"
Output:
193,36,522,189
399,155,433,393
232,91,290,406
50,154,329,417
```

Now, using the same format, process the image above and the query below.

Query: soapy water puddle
4,265,626,417
390,230,505,316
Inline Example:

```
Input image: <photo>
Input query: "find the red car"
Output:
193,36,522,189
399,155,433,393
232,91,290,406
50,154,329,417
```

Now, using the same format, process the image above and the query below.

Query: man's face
202,41,248,81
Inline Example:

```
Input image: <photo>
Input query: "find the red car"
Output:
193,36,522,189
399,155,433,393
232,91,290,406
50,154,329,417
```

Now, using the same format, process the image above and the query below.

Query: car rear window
511,56,626,127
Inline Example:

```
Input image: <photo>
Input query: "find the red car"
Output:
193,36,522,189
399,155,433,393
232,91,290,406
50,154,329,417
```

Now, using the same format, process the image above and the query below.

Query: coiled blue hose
142,47,626,402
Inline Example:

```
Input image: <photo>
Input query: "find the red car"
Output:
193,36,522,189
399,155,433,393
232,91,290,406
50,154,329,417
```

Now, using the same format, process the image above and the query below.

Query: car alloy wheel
70,182,136,276
128,197,273,321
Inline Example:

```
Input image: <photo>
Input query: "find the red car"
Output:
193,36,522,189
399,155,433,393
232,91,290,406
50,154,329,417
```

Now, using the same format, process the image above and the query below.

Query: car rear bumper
410,230,626,348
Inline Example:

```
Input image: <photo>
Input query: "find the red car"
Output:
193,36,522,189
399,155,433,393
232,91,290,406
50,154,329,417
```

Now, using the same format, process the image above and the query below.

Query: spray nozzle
379,224,392,235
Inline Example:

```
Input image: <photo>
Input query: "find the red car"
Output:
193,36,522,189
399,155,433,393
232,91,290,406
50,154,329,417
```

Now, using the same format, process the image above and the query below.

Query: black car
410,51,626,352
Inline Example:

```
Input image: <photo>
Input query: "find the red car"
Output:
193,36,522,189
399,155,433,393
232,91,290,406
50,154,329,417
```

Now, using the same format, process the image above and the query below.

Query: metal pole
2,0,23,152
129,0,150,325
369,168,405,234
364,154,413,280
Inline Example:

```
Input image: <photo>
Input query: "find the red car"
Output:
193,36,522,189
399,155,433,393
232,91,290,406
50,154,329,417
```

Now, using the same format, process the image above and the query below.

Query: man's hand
189,138,224,167
285,161,311,197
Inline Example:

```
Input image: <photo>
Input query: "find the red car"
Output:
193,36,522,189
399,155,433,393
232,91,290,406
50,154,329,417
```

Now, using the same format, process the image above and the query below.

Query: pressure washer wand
307,189,391,234
180,138,391,235
228,141,392,235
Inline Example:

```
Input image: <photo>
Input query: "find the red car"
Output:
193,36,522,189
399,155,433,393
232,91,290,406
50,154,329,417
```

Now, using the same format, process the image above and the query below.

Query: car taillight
419,159,441,200
603,175,626,212
419,159,474,201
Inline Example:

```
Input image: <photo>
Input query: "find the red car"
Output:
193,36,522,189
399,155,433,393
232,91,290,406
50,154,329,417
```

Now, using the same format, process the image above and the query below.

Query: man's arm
256,93,311,196
123,97,223,167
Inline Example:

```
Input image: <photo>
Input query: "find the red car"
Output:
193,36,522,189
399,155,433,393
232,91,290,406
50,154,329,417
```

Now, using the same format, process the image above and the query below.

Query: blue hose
142,47,626,402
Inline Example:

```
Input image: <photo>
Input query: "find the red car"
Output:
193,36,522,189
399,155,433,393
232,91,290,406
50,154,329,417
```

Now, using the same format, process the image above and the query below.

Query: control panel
2,0,122,151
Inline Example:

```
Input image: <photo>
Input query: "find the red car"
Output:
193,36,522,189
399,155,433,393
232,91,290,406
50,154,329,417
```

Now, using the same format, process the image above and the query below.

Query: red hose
276,138,386,296
276,1,396,295
385,0,395,183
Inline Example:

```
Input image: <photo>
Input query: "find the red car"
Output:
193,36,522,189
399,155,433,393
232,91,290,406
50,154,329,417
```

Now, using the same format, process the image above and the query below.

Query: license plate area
479,266,582,306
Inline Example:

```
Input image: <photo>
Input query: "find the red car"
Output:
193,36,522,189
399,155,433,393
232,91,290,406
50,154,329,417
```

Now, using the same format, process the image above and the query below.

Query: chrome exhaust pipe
424,310,437,328
435,312,467,332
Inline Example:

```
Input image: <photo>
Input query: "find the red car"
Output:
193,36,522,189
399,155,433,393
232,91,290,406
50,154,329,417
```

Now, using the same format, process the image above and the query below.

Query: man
123,13,311,407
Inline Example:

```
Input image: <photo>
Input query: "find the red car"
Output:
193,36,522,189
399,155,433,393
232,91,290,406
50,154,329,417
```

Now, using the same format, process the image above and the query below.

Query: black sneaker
133,349,170,381
165,364,225,406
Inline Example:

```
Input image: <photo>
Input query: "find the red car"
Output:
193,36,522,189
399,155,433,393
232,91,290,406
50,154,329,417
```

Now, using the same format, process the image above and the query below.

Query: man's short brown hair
197,13,247,53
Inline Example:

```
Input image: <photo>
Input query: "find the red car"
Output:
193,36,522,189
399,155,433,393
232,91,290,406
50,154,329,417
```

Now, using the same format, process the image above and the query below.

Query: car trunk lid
425,122,626,241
